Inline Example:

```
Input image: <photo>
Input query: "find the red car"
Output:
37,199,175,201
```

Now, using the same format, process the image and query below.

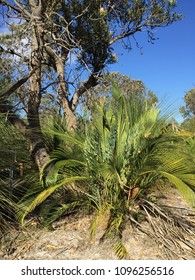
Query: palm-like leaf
13,81,195,259
0,114,33,232
41,201,83,228
17,176,88,225
160,172,195,206
19,82,195,231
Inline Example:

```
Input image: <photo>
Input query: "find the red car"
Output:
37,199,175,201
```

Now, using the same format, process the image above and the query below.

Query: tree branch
0,0,31,20
70,73,98,112
109,25,143,46
0,100,27,134
0,68,36,98
0,45,29,62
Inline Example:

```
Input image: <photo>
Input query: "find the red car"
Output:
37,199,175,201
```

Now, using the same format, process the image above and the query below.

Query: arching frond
160,172,195,207
17,176,88,225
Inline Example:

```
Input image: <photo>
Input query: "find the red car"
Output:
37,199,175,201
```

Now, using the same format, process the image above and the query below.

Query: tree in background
79,72,158,115
180,88,195,133
0,0,182,169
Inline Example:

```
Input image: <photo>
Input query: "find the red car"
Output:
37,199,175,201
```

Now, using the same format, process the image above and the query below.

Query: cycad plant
18,83,195,257
0,114,31,234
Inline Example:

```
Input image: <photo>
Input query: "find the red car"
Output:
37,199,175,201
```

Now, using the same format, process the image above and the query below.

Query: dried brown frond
128,200,195,259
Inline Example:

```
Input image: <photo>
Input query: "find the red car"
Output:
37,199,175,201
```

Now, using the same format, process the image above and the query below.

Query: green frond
55,159,87,171
89,203,111,239
97,163,117,182
107,213,124,237
161,157,191,174
160,172,195,207
43,130,84,148
40,151,86,184
176,174,195,190
111,80,121,100
17,176,88,225
114,240,130,259
41,201,82,227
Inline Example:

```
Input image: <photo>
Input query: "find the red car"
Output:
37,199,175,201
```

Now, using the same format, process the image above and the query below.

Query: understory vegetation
1,82,195,259
0,1,194,260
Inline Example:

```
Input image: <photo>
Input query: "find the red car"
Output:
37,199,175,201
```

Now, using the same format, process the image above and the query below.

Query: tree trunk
55,59,77,130
27,62,49,170
27,0,50,171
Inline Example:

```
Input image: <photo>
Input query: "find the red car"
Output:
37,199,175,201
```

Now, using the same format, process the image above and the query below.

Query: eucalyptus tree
80,72,158,112
0,0,182,169
180,88,195,133
180,88,195,118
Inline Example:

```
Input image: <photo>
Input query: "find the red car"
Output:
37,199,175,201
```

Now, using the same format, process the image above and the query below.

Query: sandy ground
0,187,194,260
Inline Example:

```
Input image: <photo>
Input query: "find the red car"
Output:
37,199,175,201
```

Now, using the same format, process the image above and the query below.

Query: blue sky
0,1,194,121
109,1,195,121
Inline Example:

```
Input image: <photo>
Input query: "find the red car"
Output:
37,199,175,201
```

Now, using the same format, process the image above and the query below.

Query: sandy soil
0,187,194,260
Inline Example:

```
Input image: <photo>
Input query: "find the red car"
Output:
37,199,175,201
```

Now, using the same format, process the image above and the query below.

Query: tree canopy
180,88,195,118
0,0,182,169
180,88,195,133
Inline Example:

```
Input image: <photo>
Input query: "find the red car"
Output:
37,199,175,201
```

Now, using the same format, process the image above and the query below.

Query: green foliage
15,82,195,259
82,72,158,113
73,0,112,69
180,88,195,118
0,113,38,234
0,180,17,233
180,118,195,133
180,88,195,133
114,240,130,260
0,0,182,115
85,82,195,208
0,115,27,167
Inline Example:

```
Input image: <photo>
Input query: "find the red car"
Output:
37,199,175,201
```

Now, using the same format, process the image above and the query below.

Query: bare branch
0,45,29,62
0,0,31,20
71,73,98,112
109,23,143,46
14,0,31,18
0,68,36,98
41,82,57,93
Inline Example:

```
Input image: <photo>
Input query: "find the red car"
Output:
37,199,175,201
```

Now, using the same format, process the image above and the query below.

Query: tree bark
55,59,77,130
27,0,49,170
